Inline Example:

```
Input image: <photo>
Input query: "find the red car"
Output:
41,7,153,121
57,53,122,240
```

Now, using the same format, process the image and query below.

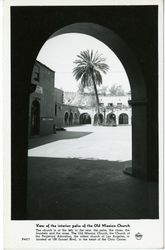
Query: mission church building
29,61,55,136
64,92,132,126
29,61,80,137
29,60,132,137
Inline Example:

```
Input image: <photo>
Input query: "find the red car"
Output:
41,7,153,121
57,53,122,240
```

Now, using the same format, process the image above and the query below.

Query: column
124,99,148,179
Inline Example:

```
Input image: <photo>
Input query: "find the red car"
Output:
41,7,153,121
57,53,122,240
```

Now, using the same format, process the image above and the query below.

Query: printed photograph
11,5,159,220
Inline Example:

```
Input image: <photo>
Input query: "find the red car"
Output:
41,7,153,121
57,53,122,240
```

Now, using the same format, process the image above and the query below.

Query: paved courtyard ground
27,125,158,220
28,125,132,161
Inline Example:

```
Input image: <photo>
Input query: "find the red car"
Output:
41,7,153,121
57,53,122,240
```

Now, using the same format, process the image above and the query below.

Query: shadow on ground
27,157,158,220
28,131,92,149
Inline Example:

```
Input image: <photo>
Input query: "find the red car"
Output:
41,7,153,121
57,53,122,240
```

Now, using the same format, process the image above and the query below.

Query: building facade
29,61,132,137
54,87,80,129
64,92,132,126
29,61,80,136
29,61,55,136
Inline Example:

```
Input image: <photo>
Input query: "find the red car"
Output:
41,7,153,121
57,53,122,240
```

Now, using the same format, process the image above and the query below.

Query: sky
37,33,130,93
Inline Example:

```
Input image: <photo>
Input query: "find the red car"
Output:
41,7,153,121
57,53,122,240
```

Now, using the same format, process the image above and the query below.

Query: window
34,72,39,82
117,103,122,108
99,103,104,106
33,65,40,82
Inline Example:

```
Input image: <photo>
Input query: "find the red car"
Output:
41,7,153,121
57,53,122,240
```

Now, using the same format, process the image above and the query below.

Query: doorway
119,113,129,125
31,100,40,136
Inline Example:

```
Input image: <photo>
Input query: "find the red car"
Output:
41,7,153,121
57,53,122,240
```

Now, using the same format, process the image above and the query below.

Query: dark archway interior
107,113,116,125
80,113,91,124
11,6,158,219
64,112,69,125
31,100,40,135
119,113,129,124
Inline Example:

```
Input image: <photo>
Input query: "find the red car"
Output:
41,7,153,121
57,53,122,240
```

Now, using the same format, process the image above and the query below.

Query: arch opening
119,113,129,125
47,22,147,180
30,23,150,183
64,112,69,125
31,24,135,172
106,113,116,126
80,113,91,125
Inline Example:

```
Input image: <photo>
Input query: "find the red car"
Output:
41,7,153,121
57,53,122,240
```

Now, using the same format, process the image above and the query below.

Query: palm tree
73,49,109,125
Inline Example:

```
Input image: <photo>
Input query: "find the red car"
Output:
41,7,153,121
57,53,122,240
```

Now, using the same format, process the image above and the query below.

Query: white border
0,1,4,250
3,0,161,6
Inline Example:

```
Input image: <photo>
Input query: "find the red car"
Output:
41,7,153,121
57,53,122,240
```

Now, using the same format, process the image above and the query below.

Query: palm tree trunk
92,75,101,125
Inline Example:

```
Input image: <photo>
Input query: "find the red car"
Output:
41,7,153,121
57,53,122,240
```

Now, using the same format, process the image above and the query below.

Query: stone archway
49,22,148,179
11,9,158,219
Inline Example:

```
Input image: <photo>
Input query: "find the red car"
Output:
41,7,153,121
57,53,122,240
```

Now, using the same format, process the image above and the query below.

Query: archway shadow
27,157,158,220
28,131,93,149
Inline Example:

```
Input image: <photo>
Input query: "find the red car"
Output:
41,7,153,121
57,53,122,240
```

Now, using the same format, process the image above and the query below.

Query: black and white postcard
3,0,164,249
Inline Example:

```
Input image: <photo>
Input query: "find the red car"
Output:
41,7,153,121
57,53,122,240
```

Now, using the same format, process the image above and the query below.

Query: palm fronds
73,49,109,88
73,49,109,125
